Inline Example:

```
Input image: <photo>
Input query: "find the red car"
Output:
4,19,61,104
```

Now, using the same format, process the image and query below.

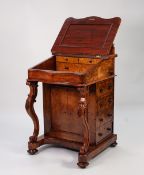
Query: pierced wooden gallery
25,16,121,168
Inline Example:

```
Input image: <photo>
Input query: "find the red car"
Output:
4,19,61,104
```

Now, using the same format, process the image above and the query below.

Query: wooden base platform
27,132,117,168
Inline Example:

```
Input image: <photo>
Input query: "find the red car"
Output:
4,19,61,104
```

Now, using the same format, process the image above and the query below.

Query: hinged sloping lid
51,16,121,57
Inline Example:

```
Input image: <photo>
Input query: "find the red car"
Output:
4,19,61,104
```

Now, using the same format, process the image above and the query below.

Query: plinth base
27,132,117,168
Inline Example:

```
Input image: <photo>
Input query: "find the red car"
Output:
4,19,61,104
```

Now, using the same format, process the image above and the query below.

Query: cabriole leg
25,81,39,155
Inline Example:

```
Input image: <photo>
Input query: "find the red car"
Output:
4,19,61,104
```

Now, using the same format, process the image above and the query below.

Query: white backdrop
0,0,144,175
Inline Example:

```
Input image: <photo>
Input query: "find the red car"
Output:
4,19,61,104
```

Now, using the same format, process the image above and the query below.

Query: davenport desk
25,16,121,168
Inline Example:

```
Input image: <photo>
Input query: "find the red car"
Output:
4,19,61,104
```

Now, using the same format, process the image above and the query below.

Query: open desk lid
51,16,121,57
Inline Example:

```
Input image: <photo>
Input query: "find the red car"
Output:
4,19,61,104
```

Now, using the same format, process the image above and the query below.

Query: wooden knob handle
107,113,112,117
64,58,68,61
107,128,111,131
99,88,103,93
109,71,113,76
99,103,103,108
99,118,103,122
64,66,69,70
98,133,103,136
108,84,112,89
108,98,112,103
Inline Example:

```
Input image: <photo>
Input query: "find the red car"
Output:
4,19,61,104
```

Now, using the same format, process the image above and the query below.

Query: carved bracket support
77,87,90,155
25,81,39,150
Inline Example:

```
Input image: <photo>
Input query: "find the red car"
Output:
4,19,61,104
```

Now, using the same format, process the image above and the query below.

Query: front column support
77,86,90,168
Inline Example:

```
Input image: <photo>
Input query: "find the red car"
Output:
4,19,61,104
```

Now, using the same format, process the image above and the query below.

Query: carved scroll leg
77,87,90,168
25,81,39,155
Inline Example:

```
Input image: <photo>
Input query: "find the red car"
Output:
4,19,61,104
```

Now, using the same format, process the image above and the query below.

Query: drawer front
97,58,114,79
56,62,93,73
96,78,114,97
96,121,113,143
79,57,100,64
97,95,113,112
96,108,113,128
56,56,79,63
56,62,80,72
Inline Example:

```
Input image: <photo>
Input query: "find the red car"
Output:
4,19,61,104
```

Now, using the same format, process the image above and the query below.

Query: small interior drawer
79,58,100,64
56,62,80,72
56,62,93,73
56,56,79,63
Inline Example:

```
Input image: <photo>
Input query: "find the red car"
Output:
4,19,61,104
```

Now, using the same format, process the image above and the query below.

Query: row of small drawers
96,94,114,143
96,78,114,126
96,96,113,143
56,56,101,64
96,78,114,143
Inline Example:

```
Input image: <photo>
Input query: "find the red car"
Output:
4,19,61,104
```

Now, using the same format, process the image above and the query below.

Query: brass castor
110,141,118,147
27,149,38,155
77,162,89,168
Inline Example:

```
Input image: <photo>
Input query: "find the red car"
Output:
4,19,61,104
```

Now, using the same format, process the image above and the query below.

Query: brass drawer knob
95,55,101,58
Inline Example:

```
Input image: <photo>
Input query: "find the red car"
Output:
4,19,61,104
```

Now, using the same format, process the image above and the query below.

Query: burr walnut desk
25,16,121,168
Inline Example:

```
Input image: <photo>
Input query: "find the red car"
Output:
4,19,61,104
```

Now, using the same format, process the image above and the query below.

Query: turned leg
77,87,90,168
27,148,38,155
77,161,89,169
25,81,39,155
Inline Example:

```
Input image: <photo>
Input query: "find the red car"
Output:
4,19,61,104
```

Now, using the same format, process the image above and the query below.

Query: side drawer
96,108,113,128
97,58,115,79
97,95,114,112
96,121,113,144
96,78,114,97
56,56,101,65
56,56,79,63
